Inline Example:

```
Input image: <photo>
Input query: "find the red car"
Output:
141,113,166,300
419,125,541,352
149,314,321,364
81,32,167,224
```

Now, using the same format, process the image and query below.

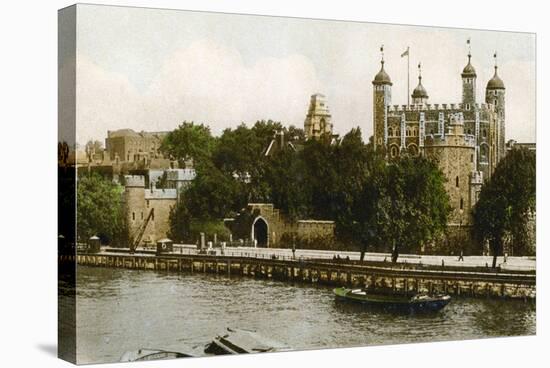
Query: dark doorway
253,218,268,247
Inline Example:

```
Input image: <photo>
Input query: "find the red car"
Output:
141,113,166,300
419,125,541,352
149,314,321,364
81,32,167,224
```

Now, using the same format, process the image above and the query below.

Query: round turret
372,60,392,86
486,66,505,90
412,77,428,99
412,63,428,104
461,54,477,77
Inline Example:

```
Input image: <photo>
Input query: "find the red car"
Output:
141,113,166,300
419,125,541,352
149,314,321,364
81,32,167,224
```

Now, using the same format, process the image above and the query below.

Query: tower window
465,103,471,110
483,129,487,138
390,146,398,158
471,154,474,163
460,198,464,210
132,212,135,221
456,176,459,187
388,127,393,137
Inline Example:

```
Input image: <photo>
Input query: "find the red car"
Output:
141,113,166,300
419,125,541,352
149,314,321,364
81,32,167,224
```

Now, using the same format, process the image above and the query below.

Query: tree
184,161,247,220
76,173,126,244
263,147,310,221
383,157,450,262
85,140,103,161
168,194,191,243
160,122,216,166
353,156,449,263
473,147,536,266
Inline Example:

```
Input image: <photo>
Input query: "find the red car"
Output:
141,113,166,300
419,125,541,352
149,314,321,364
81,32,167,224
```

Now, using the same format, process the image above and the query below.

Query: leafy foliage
77,173,127,244
473,147,536,265
160,121,216,166
164,121,450,257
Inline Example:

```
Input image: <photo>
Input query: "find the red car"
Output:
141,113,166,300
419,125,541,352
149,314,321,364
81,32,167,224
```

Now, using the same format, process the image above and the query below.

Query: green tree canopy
76,173,126,244
160,121,216,166
473,147,536,265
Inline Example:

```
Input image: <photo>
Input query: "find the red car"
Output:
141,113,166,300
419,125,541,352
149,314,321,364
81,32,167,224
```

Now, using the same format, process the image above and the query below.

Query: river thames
72,266,535,364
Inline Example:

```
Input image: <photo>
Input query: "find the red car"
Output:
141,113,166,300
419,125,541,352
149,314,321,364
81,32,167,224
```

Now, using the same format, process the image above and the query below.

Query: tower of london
372,48,506,242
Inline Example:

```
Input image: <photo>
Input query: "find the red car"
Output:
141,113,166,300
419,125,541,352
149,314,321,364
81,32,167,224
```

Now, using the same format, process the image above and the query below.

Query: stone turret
372,45,392,150
412,62,428,105
304,93,332,140
461,50,477,107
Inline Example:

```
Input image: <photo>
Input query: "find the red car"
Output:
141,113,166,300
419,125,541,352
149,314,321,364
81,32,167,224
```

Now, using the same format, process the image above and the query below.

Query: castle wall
123,175,177,246
424,130,476,226
240,203,335,248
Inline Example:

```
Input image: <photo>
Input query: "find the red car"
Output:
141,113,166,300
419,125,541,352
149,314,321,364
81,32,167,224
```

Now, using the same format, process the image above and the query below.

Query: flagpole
407,46,410,106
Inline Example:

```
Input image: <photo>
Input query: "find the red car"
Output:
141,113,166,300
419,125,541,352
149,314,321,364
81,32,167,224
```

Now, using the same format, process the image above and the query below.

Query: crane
129,208,154,254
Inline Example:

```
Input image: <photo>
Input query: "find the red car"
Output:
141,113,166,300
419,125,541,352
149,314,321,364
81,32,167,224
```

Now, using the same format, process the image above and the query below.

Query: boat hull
334,287,451,313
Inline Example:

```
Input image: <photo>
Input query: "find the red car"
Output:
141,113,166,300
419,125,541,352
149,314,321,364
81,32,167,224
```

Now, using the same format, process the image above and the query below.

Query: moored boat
205,327,289,355
120,348,193,362
334,287,451,312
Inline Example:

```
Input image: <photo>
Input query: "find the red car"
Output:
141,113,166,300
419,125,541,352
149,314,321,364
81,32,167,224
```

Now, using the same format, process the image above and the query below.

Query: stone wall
124,175,177,246
229,203,335,248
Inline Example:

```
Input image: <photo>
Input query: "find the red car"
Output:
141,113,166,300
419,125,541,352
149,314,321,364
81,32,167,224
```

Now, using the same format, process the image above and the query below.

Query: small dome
461,55,477,77
372,61,392,85
486,66,505,90
412,77,428,99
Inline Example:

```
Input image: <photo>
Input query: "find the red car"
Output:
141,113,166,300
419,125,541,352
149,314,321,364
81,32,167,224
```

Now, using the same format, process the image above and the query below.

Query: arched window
390,145,399,158
480,144,489,163
460,198,464,210
320,118,326,131
406,127,410,137
456,176,459,187
483,129,487,138
388,127,393,137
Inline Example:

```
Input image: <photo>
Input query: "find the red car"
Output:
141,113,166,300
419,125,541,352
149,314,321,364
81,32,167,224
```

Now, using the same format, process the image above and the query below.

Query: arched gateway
251,216,269,247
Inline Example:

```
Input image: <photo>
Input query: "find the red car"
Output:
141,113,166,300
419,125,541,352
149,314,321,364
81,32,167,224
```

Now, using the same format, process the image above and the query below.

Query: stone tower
461,52,477,107
304,94,332,140
372,47,392,150
424,113,477,226
485,53,506,162
124,175,147,242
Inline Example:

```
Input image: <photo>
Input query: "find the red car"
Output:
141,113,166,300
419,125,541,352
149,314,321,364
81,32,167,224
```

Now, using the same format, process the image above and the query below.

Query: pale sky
73,4,536,145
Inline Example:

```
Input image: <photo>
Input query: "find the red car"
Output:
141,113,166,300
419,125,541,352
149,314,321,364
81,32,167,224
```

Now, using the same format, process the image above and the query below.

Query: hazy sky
74,4,536,145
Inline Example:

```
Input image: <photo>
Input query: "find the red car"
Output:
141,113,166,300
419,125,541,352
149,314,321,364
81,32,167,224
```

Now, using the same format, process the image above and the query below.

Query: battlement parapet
145,188,177,200
124,175,145,188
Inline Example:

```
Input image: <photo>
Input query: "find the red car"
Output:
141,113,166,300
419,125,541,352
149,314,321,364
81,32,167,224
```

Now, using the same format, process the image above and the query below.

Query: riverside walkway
74,245,536,299
170,245,536,272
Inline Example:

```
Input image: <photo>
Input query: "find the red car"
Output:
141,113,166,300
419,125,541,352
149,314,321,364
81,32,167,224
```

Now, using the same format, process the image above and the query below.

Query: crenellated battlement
387,102,489,113
124,175,145,188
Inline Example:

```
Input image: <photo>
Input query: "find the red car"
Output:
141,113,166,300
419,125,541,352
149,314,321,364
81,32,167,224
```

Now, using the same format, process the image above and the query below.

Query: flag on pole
401,47,409,57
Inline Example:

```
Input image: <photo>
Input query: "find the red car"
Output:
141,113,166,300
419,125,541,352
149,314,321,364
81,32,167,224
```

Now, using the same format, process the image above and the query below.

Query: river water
73,266,535,364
